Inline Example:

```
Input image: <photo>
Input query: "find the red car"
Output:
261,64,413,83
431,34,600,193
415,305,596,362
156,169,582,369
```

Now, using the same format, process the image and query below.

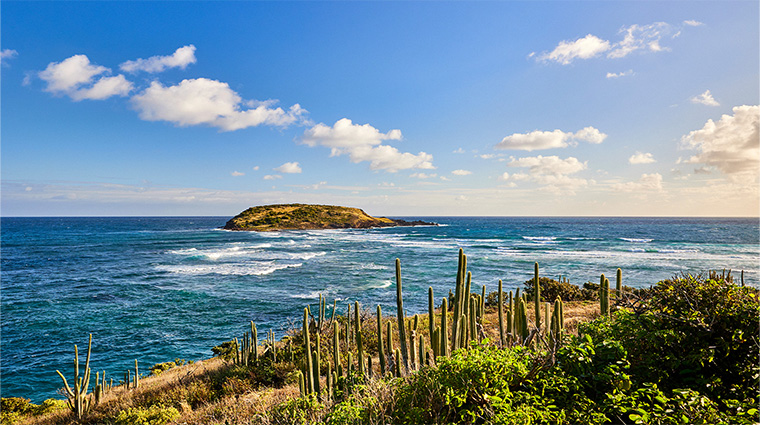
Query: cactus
428,286,435,350
440,297,449,357
355,301,364,376
134,359,139,389
616,268,622,301
534,262,541,332
56,334,97,420
332,321,341,376
498,280,505,347
418,335,425,369
303,307,314,394
376,305,386,376
394,348,402,377
297,370,305,396
326,362,333,400
395,258,410,374
252,321,259,365
599,275,610,316
451,249,467,352
313,334,321,395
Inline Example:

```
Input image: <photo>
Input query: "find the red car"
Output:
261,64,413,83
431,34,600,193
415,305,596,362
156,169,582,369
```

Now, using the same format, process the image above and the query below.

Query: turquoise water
1,216,758,401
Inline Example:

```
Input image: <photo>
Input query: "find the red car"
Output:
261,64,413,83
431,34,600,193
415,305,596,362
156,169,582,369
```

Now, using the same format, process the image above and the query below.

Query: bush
211,340,238,361
0,397,67,424
523,277,587,301
113,404,180,425
268,393,324,425
150,358,186,376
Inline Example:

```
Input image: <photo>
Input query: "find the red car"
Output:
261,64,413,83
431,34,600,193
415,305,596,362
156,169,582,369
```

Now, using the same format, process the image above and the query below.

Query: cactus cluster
234,321,259,366
55,334,99,420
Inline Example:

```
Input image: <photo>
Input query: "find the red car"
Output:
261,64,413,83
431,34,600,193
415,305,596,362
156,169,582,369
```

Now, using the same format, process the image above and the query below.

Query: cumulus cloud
690,90,720,106
629,152,656,164
606,70,634,79
120,45,197,73
301,118,434,172
683,20,704,27
680,105,759,179
612,173,663,192
263,175,282,180
231,171,245,176
503,155,589,193
1,49,18,65
130,78,306,131
38,55,133,101
536,21,697,65
410,172,437,179
274,162,302,174
495,126,606,151
452,169,472,176
535,34,611,65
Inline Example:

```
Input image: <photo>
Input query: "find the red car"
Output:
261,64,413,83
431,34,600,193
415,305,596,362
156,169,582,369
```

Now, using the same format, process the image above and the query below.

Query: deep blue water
1,216,758,402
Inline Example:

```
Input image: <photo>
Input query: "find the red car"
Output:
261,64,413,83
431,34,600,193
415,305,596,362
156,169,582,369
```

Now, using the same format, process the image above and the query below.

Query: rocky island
222,204,436,231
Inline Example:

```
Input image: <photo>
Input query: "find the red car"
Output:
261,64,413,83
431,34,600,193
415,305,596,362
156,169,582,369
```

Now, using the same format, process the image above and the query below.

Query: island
222,204,436,231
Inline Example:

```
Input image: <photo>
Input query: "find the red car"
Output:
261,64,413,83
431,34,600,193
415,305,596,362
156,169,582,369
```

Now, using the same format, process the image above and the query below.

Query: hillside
223,204,435,231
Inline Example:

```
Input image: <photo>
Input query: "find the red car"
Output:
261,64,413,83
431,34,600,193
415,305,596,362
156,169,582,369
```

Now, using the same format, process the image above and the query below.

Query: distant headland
222,204,436,231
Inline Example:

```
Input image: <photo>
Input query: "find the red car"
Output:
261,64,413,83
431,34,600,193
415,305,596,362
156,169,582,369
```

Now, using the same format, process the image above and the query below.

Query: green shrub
580,274,760,402
149,359,186,376
113,404,180,425
211,340,238,361
268,393,324,425
523,277,587,301
0,397,67,424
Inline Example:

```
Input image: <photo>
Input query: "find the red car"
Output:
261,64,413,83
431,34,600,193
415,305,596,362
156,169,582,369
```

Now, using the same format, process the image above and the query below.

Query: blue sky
2,1,758,217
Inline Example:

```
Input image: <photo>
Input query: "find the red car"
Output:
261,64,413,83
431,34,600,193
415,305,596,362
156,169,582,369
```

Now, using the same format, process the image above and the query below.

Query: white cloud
452,169,472,176
301,118,434,172
274,162,302,174
608,22,672,59
263,174,282,180
452,148,466,154
606,70,634,79
253,166,260,171
690,90,720,106
536,21,698,65
612,173,663,192
120,45,197,73
504,155,590,193
130,78,306,131
683,20,704,27
231,171,245,176
1,49,18,65
410,172,437,179
495,126,606,151
680,105,759,179
629,152,656,164
536,34,611,65
38,55,133,101
69,75,133,101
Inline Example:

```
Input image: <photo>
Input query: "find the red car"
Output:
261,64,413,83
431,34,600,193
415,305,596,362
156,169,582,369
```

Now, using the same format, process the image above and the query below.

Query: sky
2,1,758,217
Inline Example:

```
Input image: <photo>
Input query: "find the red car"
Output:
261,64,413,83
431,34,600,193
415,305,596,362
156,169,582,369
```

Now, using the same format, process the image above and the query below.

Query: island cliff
223,204,436,231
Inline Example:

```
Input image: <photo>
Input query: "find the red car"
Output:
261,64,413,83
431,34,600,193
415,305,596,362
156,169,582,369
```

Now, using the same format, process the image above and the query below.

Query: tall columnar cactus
498,280,505,348
297,370,305,396
418,335,425,369
451,249,465,353
440,297,449,357
428,286,435,350
56,334,97,420
313,334,321,395
332,321,341,377
549,297,563,350
355,301,364,376
616,268,622,300
303,307,314,394
252,321,259,365
318,294,325,330
395,258,410,374
534,262,541,332
394,348,402,377
377,305,386,376
133,359,139,389
599,274,610,316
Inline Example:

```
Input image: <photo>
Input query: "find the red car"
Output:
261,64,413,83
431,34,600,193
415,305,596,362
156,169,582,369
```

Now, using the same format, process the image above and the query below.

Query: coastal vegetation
222,204,435,231
2,251,757,425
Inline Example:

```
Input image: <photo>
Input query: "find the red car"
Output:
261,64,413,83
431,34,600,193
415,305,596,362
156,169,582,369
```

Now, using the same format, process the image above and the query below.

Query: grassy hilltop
223,204,434,231
3,253,757,425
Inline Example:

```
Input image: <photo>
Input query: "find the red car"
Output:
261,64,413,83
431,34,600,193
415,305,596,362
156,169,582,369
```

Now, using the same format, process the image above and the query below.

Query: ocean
1,216,758,402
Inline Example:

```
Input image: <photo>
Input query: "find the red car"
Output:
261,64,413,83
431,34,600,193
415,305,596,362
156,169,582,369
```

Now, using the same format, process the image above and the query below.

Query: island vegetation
222,204,436,232
2,250,757,425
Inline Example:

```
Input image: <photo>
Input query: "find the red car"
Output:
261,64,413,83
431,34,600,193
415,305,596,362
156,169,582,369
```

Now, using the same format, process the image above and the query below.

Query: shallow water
2,216,757,401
